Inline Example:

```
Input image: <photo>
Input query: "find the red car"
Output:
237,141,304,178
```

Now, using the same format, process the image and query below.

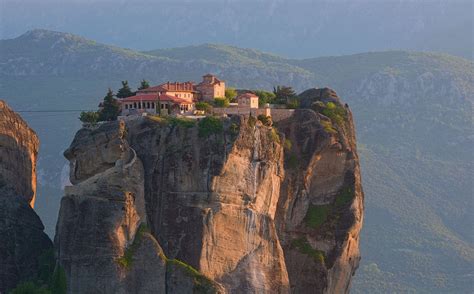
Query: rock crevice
55,88,364,293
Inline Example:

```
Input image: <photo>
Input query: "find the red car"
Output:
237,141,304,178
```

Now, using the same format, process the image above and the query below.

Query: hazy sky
1,0,472,58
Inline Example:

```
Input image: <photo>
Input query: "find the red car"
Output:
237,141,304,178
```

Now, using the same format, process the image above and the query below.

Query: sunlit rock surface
56,88,363,293
0,100,52,292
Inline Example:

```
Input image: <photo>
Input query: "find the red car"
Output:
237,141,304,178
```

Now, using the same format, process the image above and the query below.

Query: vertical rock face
0,100,39,207
0,100,52,292
57,121,223,293
275,88,363,293
56,88,363,293
126,116,289,293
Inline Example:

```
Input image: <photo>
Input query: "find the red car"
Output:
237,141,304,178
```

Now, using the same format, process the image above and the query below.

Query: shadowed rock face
0,100,52,292
57,121,223,293
275,105,363,293
56,88,363,293
126,116,289,293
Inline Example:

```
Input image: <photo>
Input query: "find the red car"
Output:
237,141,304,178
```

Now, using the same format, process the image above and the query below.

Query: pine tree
50,265,67,294
138,79,150,90
99,88,120,121
273,85,297,104
116,80,134,99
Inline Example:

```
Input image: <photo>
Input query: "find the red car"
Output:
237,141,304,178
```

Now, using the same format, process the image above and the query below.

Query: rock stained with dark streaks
0,100,52,293
55,88,363,293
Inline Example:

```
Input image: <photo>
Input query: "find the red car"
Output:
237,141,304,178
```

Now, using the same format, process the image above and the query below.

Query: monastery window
147,102,150,108
152,102,155,108
133,102,137,109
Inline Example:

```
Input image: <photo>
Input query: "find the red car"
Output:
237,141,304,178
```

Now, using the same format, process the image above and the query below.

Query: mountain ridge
3,29,471,81
0,29,472,293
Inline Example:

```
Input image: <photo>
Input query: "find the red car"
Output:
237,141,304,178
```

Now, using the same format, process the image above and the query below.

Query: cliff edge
0,100,53,292
56,88,363,293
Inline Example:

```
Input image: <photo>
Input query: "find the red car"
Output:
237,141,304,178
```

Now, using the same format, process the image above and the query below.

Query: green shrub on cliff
167,259,215,292
117,223,150,269
320,120,337,134
10,282,51,294
304,205,330,229
320,102,346,126
291,237,326,265
257,114,272,126
198,116,223,137
213,97,229,108
335,187,354,206
248,115,257,127
79,111,99,125
269,128,280,143
168,117,196,128
195,102,212,113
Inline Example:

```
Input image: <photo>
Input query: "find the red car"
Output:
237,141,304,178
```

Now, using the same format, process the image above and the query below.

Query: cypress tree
273,85,297,104
138,79,150,90
116,80,134,98
99,88,120,121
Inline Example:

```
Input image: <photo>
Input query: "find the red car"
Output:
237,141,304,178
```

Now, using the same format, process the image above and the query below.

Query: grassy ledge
291,237,326,266
116,223,150,269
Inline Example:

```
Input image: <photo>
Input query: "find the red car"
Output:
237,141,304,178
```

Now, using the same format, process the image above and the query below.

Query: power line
15,110,93,113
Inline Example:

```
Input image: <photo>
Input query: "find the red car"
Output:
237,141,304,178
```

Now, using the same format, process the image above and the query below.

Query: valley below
1,30,473,293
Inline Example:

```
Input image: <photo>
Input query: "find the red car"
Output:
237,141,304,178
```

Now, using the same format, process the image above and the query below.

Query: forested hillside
1,30,472,293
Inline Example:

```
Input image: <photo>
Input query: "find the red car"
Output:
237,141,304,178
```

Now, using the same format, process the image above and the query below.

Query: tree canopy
254,90,276,106
116,80,134,99
273,85,297,104
79,111,99,124
138,79,150,90
214,97,230,108
225,87,237,102
99,88,120,121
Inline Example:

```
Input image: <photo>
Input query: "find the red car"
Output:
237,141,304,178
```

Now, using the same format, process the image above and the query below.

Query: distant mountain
0,30,473,293
1,0,472,59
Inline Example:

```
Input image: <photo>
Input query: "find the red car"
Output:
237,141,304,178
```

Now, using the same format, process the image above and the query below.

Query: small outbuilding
237,93,259,109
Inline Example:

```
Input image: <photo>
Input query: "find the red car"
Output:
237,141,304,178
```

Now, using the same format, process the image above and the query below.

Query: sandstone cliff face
0,100,52,292
57,121,223,293
125,116,288,293
276,88,363,293
56,88,363,293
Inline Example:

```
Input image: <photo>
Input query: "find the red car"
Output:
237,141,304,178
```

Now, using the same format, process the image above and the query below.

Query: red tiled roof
158,94,193,104
137,86,167,93
197,74,224,86
119,94,193,105
137,82,195,93
238,93,258,99
119,94,158,102
160,81,195,92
